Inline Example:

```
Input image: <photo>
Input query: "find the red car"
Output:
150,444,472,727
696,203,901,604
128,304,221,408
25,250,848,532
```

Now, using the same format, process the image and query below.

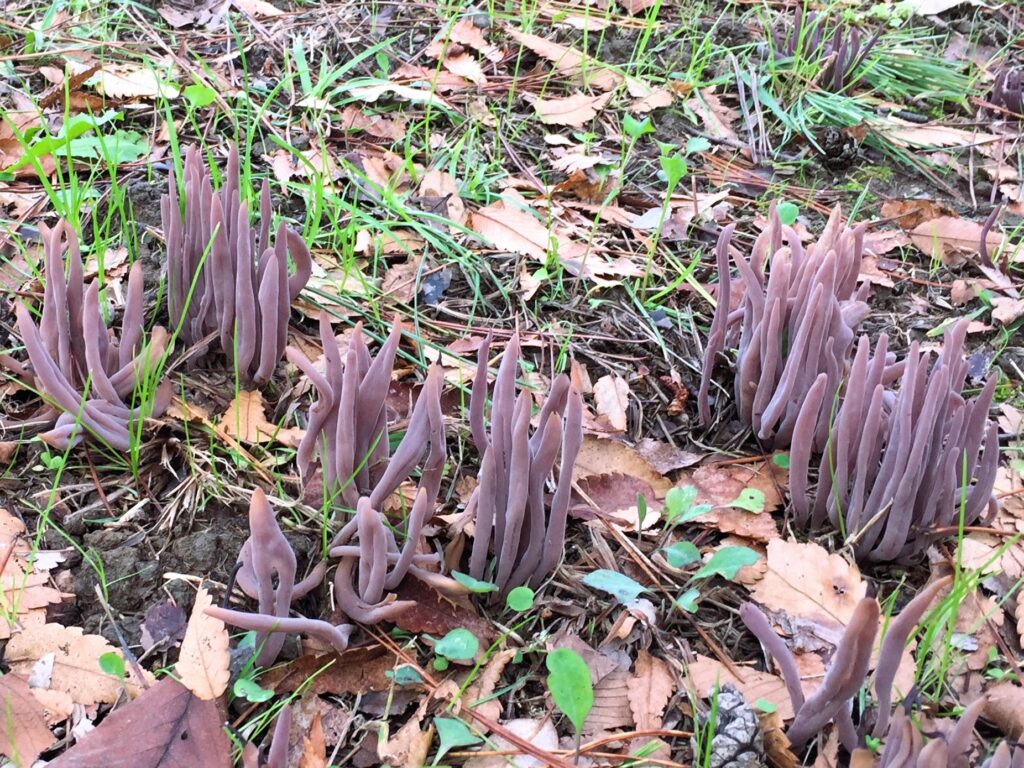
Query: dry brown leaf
687,654,796,720
749,539,866,628
298,709,327,768
66,60,179,100
0,674,55,766
910,215,1004,266
463,648,518,726
983,682,1024,740
574,435,673,498
676,462,784,542
507,30,622,91
881,199,956,230
379,714,433,768
991,296,1024,325
469,198,549,260
593,374,629,432
585,667,634,734
217,390,305,448
882,123,997,148
349,82,454,110
30,688,74,724
533,92,612,127
686,89,740,144
449,18,501,62
6,624,154,706
0,509,69,640
627,651,673,730
338,106,407,140
175,586,230,701
417,168,467,227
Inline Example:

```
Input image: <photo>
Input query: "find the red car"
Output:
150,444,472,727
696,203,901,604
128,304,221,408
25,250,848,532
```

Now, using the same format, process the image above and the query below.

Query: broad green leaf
545,648,593,734
664,541,700,569
432,717,481,765
659,153,688,186
451,571,498,594
772,452,790,469
435,628,479,661
685,136,712,154
233,676,273,703
755,698,778,713
693,546,760,581
730,488,766,514
623,114,654,139
581,569,648,604
64,130,148,164
675,588,700,613
183,84,217,108
506,586,535,612
664,485,712,525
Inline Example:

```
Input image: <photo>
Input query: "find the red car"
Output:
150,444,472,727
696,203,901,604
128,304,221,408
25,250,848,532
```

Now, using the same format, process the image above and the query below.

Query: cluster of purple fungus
698,205,870,450
990,66,1023,116
161,143,312,384
701,206,1000,562
0,221,171,450
793,321,999,563
205,488,349,666
466,333,583,597
285,312,445,511
769,8,881,94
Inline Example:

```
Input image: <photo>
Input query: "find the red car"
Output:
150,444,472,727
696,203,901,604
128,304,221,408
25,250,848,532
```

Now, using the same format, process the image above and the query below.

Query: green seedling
546,648,593,756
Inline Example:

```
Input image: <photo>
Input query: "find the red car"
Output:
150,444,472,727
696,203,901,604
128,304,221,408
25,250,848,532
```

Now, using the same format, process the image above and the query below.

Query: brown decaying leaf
748,539,866,629
677,462,784,542
174,586,230,701
983,682,1024,741
533,92,612,127
463,648,518,725
585,668,634,734
392,575,495,643
299,709,327,768
0,674,55,766
574,473,662,531
217,390,305,448
574,435,673,497
881,199,957,230
592,374,629,432
627,650,673,730
469,198,551,260
0,508,69,639
379,714,433,768
909,215,1004,265
687,653,796,721
6,624,154,707
47,678,230,768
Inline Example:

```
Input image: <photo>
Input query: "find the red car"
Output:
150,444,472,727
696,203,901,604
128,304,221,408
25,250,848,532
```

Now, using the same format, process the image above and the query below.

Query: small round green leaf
776,201,799,226
451,571,498,593
685,136,712,154
506,586,535,612
545,648,594,735
755,698,778,714
98,651,125,679
772,452,790,469
663,541,700,569
386,665,425,685
581,569,648,605
435,628,479,661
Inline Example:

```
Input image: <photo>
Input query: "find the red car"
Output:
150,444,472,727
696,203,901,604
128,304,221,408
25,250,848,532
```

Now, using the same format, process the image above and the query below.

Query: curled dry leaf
983,681,1024,740
6,624,154,707
573,435,673,498
463,648,518,726
593,374,630,432
175,586,230,701
909,215,1004,266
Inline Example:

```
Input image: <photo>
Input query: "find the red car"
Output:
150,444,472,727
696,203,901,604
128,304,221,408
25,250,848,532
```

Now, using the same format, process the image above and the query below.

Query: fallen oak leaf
532,92,612,127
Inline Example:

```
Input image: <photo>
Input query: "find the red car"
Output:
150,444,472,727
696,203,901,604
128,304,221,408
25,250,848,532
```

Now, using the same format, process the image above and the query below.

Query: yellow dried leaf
217,390,305,448
175,586,230,701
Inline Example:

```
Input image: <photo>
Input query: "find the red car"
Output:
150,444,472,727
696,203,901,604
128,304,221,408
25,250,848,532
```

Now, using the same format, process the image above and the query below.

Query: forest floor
0,0,1023,766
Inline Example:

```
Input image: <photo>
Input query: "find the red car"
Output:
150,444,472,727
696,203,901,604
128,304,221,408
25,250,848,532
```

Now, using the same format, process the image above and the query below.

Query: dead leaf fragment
910,215,1004,266
687,653,796,720
593,374,629,432
217,390,305,448
0,674,55,766
175,586,230,700
6,624,154,707
533,92,612,127
627,651,673,730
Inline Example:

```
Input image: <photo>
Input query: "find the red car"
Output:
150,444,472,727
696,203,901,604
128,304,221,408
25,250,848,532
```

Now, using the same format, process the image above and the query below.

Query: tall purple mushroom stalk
205,488,349,667
791,320,1000,563
769,8,882,93
739,576,952,752
990,66,1023,116
466,333,584,597
698,204,871,451
161,143,312,384
1,220,171,450
286,313,445,511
